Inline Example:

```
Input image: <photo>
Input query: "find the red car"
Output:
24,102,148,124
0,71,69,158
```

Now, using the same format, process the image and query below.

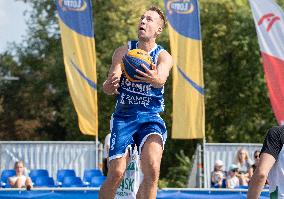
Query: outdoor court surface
0,188,269,199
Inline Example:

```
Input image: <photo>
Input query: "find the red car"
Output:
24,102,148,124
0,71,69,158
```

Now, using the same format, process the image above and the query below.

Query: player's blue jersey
115,40,165,114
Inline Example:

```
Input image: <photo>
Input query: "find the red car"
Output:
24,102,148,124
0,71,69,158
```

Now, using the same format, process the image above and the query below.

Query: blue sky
0,0,30,53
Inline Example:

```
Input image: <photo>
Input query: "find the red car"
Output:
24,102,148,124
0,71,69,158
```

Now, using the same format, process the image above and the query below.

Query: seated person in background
226,164,240,189
211,160,226,188
9,161,32,190
251,150,261,172
234,148,253,185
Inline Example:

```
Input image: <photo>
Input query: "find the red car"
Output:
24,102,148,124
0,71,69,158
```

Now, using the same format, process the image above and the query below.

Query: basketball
121,49,153,82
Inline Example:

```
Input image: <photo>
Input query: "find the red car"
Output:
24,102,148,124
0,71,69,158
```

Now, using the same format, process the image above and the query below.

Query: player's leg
136,114,167,199
137,134,163,199
99,113,137,199
99,154,129,199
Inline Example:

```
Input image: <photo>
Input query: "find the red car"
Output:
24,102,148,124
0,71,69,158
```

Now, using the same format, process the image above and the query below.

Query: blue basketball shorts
109,112,167,161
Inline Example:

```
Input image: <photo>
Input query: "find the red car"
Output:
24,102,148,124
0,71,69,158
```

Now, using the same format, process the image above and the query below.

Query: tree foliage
1,0,283,186
161,150,191,187
201,0,277,143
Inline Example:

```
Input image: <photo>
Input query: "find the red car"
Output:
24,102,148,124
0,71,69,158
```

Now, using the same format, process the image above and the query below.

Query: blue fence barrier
157,189,269,199
0,188,269,199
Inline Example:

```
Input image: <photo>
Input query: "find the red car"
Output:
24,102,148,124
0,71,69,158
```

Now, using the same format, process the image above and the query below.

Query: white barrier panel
203,143,262,188
0,141,103,180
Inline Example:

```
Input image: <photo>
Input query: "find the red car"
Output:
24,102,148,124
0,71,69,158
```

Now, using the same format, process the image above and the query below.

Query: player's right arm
103,45,128,95
247,126,284,199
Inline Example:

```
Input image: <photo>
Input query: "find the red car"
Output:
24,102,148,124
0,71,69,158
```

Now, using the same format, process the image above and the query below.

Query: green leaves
201,0,276,143
161,150,191,188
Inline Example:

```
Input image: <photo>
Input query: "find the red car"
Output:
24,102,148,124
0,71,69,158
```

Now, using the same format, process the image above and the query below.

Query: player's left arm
135,50,173,88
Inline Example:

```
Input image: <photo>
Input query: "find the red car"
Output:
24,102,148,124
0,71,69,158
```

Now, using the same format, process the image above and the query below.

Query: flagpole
203,137,206,188
95,135,98,169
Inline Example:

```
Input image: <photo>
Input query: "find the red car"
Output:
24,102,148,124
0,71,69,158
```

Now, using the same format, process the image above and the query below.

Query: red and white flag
249,0,284,125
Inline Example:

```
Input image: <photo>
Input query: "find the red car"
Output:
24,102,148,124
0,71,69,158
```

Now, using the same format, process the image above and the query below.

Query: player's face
138,10,163,40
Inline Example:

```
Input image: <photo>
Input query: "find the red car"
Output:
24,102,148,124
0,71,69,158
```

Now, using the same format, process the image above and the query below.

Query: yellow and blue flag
164,0,205,139
55,0,98,136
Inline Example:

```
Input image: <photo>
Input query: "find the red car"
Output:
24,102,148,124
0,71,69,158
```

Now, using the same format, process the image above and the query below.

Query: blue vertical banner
55,0,98,136
164,0,205,139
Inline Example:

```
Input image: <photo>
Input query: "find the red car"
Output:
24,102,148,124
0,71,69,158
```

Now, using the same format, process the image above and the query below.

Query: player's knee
255,170,268,182
109,167,125,182
257,172,267,180
144,162,160,182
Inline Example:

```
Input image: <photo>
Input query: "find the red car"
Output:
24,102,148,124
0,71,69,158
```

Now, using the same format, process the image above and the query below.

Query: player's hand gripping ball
121,49,153,82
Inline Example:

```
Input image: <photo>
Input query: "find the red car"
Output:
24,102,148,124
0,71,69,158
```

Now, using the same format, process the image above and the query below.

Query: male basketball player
248,126,284,199
99,6,173,199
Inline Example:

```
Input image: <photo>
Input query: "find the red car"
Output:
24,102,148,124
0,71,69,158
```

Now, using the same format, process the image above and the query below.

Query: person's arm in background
247,126,284,199
9,176,25,188
25,176,32,190
8,177,17,188
102,45,127,95
210,171,215,186
248,165,254,179
226,178,232,189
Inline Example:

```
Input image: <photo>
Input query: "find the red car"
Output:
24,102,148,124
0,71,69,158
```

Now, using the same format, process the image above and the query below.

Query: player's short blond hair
148,6,167,29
